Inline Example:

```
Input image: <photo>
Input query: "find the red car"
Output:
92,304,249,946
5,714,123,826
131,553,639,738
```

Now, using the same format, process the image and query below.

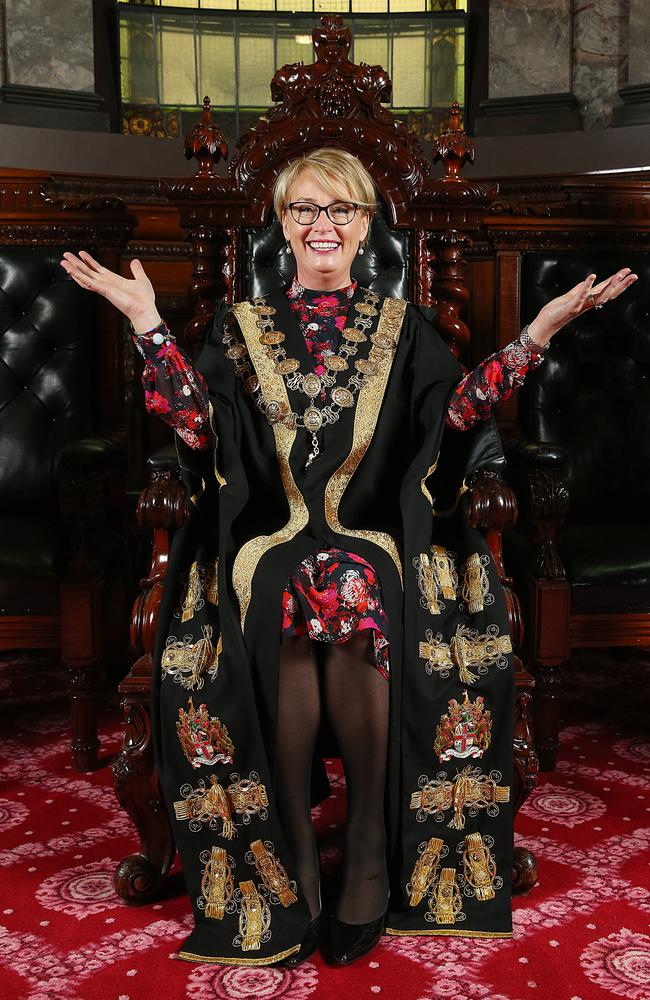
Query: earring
285,242,292,255
358,244,365,256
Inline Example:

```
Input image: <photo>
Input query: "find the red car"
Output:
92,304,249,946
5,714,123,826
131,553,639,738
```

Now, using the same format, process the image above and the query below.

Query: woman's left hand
527,268,638,347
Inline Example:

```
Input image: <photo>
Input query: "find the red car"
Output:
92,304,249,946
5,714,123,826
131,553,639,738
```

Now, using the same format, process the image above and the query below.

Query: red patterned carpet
1,650,650,1000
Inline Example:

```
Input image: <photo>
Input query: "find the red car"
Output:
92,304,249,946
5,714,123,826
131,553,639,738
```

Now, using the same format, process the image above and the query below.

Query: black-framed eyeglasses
286,201,360,225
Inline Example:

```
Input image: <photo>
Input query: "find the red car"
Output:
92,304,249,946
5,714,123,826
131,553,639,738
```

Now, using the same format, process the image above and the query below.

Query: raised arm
60,251,210,450
446,267,638,431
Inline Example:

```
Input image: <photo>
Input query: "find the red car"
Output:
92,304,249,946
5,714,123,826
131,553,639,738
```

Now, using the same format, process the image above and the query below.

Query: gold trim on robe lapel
324,296,407,584
230,302,310,629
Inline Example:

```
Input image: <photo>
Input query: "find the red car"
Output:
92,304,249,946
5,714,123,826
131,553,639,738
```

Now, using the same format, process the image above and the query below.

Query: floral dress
134,280,545,679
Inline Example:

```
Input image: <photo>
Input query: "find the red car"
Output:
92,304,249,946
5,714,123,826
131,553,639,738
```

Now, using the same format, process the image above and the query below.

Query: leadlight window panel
157,15,198,106
134,2,468,9
237,20,277,107
198,19,236,106
118,4,467,113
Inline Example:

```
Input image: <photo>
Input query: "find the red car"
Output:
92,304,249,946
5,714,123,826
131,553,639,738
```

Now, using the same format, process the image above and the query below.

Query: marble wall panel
489,0,573,99
5,0,94,91
628,0,650,83
573,0,629,130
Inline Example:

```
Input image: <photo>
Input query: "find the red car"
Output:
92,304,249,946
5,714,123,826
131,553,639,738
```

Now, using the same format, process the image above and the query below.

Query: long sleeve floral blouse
133,279,545,451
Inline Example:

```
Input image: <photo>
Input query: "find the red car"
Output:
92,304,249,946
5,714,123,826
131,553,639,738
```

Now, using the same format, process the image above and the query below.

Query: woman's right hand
60,251,162,334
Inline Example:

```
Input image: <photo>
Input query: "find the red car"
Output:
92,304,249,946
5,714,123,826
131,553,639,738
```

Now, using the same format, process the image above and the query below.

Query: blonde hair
273,147,377,221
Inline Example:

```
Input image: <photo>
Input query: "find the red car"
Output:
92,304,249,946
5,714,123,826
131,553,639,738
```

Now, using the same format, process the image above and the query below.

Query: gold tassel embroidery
461,553,492,613
410,767,510,829
238,880,270,951
250,840,297,907
181,561,203,622
420,623,512,685
408,837,444,907
429,867,463,925
204,559,219,606
462,832,498,901
431,545,457,599
227,775,269,822
415,552,442,614
162,624,221,690
201,846,234,920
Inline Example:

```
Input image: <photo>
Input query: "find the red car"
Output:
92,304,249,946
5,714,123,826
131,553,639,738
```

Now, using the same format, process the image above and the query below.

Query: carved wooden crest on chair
114,14,538,907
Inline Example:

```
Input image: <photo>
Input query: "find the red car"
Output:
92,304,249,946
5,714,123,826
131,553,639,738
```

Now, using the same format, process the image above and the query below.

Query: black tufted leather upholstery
517,251,650,584
244,206,411,300
0,247,95,612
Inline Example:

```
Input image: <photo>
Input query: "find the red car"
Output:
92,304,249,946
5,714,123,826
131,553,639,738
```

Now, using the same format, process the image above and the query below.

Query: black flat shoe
324,910,386,966
279,915,322,968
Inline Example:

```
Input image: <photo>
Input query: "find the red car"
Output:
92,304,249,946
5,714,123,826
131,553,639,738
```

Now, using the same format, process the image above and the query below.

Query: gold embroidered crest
176,697,235,770
162,625,222,690
434,690,492,762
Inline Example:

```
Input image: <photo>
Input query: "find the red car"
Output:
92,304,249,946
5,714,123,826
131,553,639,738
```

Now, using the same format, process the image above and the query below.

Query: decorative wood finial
184,96,228,176
432,102,475,180
313,14,352,64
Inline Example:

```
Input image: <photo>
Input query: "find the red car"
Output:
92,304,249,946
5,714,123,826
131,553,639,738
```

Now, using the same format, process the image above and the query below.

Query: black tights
274,632,389,923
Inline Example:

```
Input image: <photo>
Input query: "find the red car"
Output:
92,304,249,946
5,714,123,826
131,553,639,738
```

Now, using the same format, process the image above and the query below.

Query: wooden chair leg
60,578,102,771
112,655,174,905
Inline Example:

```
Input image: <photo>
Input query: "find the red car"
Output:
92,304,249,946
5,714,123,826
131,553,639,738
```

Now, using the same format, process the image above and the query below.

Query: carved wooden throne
113,14,539,906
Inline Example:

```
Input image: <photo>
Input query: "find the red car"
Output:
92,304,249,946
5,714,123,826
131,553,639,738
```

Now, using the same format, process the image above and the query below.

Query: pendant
265,400,285,424
324,355,348,372
303,406,323,432
259,331,285,345
355,358,378,376
277,358,300,374
342,327,367,343
244,375,260,394
355,302,378,317
331,386,354,407
226,344,247,360
302,373,322,397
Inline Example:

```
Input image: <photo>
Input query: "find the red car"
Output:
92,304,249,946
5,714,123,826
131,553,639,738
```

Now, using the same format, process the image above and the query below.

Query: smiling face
281,169,369,291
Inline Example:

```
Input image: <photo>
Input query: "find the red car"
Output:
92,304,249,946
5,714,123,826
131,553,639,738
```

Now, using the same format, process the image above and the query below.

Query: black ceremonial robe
151,285,515,966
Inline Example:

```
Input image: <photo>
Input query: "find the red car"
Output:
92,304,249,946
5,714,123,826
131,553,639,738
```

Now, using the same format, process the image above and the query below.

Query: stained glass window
118,1,467,138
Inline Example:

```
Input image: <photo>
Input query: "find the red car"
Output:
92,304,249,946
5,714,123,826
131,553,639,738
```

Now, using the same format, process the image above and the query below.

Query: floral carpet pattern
1,649,649,1000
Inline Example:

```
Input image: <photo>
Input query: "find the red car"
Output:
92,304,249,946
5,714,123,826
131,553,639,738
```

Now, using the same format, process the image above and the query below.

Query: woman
61,148,636,968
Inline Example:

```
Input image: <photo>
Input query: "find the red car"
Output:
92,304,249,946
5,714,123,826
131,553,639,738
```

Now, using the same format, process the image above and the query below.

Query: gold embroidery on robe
249,840,297,907
204,559,219,605
174,775,236,839
414,547,458,614
427,867,464,925
237,880,271,951
231,302,310,629
181,561,203,622
408,837,444,907
323,297,407,585
199,846,235,920
434,691,492,763
461,552,494,613
419,622,512,685
410,766,510,830
161,625,221,690
226,772,269,823
461,832,503,901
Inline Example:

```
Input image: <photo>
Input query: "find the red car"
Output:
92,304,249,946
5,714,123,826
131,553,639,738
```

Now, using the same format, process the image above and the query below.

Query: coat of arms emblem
176,697,235,769
434,690,491,762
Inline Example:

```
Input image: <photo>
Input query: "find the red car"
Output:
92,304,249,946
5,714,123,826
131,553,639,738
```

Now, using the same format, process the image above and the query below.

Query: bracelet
130,319,169,342
519,325,550,352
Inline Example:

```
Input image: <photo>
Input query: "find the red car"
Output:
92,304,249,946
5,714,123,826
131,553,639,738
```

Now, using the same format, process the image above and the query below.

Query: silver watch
520,325,549,352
